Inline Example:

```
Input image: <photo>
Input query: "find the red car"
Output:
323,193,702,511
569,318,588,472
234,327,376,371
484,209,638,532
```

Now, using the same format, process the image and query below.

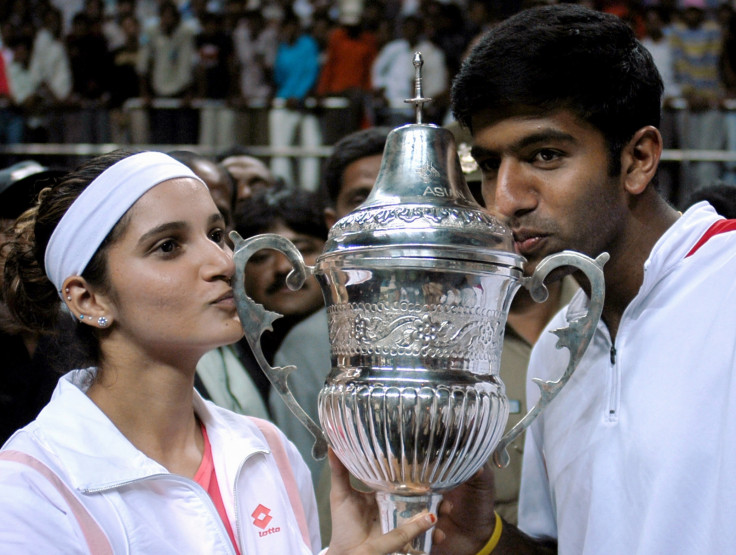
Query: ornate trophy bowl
230,55,607,554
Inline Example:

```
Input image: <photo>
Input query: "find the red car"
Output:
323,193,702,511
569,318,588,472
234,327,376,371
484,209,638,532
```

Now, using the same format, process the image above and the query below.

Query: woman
0,150,435,553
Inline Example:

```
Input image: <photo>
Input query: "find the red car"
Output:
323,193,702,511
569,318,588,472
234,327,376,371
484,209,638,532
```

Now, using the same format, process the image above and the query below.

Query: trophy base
376,491,443,554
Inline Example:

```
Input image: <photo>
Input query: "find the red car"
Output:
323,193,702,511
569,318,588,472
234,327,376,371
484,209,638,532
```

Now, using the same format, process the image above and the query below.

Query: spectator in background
108,13,146,144
65,12,112,143
424,1,469,86
232,184,329,410
28,7,72,143
371,15,448,127
194,11,238,149
3,35,35,145
233,9,277,103
670,0,724,195
316,1,378,142
719,8,736,184
219,148,278,204
641,5,680,203
102,0,137,51
169,150,235,226
0,30,20,145
137,0,198,144
268,10,322,191
232,8,279,146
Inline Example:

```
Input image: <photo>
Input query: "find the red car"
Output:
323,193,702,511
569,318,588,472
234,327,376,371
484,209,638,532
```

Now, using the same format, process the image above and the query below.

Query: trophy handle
492,250,609,468
229,231,329,460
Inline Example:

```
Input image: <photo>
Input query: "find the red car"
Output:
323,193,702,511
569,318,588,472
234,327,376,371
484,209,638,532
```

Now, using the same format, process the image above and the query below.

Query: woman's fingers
328,448,352,503
363,511,436,555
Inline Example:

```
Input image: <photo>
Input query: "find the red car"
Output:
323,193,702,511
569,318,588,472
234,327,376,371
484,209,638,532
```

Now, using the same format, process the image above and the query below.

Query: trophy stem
376,491,443,555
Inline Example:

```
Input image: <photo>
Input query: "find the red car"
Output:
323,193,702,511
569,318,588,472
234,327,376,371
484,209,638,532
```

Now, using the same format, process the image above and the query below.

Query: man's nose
273,251,294,274
490,159,535,219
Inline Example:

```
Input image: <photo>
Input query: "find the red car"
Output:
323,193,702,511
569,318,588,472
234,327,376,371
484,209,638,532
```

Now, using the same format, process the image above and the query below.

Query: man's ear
62,276,115,329
622,125,662,196
324,207,337,230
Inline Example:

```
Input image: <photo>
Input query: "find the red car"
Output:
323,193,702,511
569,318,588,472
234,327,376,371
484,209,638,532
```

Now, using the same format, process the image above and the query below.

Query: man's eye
477,158,499,173
248,251,271,264
535,149,561,163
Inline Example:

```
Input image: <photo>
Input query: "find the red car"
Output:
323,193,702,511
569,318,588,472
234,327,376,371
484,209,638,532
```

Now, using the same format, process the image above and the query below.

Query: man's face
244,221,325,318
470,109,627,276
326,153,383,228
221,155,276,203
189,158,234,225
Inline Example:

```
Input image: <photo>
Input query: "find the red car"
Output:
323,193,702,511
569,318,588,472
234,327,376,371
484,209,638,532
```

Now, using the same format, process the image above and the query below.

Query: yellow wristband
475,511,503,555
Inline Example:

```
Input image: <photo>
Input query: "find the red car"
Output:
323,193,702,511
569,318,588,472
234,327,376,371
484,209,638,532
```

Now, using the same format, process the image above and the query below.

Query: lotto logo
251,504,273,529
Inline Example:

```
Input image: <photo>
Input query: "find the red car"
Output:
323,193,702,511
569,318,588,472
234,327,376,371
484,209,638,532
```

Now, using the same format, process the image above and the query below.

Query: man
137,0,197,143
433,5,736,554
218,149,278,204
233,185,328,408
371,15,448,127
268,10,322,190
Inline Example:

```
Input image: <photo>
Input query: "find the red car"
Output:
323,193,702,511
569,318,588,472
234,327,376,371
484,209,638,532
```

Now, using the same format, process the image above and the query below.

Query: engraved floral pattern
329,205,507,239
328,301,505,361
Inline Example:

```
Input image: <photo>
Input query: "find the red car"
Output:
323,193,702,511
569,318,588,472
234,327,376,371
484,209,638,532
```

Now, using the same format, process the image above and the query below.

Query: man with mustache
431,4,736,555
231,185,328,408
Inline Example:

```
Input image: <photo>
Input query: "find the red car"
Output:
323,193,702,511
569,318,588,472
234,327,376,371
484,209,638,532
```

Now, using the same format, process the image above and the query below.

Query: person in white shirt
371,15,448,126
0,149,436,554
429,5,736,554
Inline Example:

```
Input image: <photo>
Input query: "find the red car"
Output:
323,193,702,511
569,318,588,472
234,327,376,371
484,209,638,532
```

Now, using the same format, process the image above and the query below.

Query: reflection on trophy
231,53,607,555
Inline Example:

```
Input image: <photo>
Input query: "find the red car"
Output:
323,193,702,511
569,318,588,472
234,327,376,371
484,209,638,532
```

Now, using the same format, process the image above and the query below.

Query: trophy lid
320,53,522,270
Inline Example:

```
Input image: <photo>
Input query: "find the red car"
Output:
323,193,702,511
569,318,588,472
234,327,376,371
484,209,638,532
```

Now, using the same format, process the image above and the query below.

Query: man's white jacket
519,202,736,554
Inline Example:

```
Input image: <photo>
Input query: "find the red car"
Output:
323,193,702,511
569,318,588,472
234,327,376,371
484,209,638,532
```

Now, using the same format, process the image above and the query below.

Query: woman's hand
325,449,437,555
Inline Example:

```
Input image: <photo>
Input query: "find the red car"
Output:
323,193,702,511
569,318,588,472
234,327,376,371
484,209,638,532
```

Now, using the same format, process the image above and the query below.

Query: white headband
44,152,205,295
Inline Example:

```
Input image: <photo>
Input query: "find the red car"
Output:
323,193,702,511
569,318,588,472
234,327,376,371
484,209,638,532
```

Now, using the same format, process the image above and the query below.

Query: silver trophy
230,54,607,555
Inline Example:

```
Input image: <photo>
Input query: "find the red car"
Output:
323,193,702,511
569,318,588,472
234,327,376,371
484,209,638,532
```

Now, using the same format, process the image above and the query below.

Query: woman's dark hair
451,4,664,176
233,184,328,241
2,149,140,364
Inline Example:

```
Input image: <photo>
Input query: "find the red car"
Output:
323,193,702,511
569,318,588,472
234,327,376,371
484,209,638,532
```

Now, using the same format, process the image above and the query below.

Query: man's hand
431,462,497,555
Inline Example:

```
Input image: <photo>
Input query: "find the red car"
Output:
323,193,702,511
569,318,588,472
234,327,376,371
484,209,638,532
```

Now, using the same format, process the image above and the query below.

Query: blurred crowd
3,0,736,198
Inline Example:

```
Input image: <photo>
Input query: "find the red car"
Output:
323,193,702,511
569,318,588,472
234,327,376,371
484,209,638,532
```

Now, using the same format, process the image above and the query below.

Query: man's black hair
451,4,664,175
233,185,328,241
321,127,391,206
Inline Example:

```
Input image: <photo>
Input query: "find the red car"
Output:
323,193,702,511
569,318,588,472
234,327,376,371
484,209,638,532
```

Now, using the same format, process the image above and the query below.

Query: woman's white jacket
0,368,321,554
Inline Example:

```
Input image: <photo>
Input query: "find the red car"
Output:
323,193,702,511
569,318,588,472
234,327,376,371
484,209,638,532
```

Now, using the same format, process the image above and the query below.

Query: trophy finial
404,51,432,124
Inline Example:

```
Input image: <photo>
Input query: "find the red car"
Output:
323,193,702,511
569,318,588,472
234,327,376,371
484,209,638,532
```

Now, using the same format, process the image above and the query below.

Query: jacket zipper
607,340,619,422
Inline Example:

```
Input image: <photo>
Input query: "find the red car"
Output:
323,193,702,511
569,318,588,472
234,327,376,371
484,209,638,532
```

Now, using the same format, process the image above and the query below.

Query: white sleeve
0,461,92,554
517,316,564,541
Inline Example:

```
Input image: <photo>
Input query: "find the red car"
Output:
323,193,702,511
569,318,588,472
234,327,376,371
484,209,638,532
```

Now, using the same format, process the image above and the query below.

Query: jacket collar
639,201,721,297
566,201,721,322
35,368,269,492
